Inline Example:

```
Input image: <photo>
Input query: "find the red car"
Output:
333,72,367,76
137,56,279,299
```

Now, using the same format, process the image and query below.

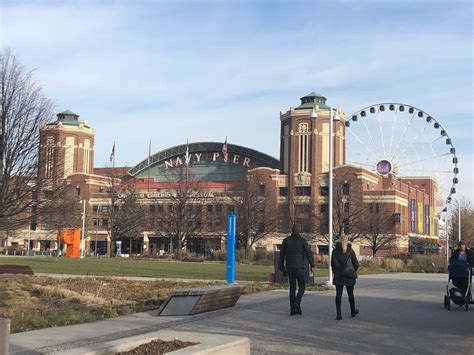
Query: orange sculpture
59,228,81,258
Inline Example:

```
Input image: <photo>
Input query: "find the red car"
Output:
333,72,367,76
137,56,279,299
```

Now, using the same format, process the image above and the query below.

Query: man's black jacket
278,232,315,271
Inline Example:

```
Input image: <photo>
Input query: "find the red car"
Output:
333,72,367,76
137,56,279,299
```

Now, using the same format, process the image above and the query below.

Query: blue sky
1,0,472,201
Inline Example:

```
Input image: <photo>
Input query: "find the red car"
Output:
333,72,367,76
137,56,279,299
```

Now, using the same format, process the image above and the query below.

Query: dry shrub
376,258,405,271
0,275,222,333
359,255,447,273
410,255,447,273
317,255,329,267
181,254,205,262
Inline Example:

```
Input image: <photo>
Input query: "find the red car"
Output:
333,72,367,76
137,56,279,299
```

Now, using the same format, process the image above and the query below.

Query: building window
296,204,311,214
277,219,289,233
259,184,265,196
320,204,329,213
296,187,311,196
102,218,109,226
282,125,290,174
101,206,109,213
297,219,311,233
342,182,350,196
64,136,75,178
279,187,288,196
149,205,156,213
215,205,222,213
45,136,55,179
207,205,213,213
321,220,329,234
343,219,349,234
258,222,265,233
157,205,163,212
369,203,380,213
156,220,163,229
319,187,329,196
93,205,99,213
298,122,310,173
83,138,91,174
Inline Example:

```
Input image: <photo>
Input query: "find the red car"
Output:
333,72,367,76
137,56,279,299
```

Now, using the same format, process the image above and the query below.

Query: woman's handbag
342,253,357,279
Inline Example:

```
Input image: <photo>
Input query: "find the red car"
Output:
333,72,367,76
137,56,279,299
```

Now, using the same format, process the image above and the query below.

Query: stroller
444,260,471,311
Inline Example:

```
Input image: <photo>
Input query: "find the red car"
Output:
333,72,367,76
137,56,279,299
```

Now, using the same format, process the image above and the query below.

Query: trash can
274,251,314,284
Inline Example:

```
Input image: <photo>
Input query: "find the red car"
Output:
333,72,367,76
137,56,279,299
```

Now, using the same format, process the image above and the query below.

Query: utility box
273,251,315,285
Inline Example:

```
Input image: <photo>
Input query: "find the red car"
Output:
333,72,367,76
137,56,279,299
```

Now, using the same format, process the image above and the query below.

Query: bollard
0,317,10,355
226,212,236,283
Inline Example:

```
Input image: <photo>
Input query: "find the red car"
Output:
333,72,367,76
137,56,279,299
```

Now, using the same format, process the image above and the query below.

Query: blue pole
226,212,236,283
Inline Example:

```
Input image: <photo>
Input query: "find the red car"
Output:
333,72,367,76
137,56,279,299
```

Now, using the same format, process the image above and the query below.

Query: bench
0,265,34,275
157,285,243,316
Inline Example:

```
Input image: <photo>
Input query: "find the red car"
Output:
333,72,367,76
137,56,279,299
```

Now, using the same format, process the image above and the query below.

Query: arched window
342,182,350,195
298,122,310,173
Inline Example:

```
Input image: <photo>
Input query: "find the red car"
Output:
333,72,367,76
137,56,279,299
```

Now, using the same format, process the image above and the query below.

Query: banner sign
424,205,430,235
417,202,423,234
410,199,416,232
430,206,434,236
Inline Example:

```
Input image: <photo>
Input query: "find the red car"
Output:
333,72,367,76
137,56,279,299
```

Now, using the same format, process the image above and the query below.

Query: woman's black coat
331,243,359,286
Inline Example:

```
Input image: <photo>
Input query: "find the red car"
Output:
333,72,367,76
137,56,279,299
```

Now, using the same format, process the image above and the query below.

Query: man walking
278,224,315,315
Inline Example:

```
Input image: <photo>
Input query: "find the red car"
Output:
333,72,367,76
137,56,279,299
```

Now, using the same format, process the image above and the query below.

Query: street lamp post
458,201,461,242
445,213,449,265
311,106,336,286
327,107,335,286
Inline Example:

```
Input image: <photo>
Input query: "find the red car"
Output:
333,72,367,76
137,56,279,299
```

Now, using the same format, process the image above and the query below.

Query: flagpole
147,140,151,193
185,139,189,185
224,136,228,195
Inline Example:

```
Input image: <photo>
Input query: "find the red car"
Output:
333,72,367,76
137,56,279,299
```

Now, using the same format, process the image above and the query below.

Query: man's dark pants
287,268,306,307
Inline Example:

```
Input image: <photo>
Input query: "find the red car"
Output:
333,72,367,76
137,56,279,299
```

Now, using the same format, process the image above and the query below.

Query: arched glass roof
129,142,280,182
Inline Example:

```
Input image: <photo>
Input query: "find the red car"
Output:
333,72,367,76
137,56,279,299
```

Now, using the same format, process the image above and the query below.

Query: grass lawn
0,256,329,281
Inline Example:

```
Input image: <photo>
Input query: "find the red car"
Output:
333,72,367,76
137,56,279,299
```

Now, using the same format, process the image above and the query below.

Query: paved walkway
9,273,474,354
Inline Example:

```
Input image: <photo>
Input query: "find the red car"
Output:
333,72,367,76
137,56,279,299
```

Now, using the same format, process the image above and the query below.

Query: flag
222,137,228,162
147,140,152,166
109,142,115,162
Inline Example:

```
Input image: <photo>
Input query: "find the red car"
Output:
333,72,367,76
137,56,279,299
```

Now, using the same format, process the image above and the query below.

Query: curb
59,330,250,355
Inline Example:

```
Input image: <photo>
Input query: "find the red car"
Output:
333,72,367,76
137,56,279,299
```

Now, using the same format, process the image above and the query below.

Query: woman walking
331,235,359,320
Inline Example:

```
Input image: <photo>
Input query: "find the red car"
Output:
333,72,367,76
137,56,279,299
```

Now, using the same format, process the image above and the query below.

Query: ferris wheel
343,103,458,209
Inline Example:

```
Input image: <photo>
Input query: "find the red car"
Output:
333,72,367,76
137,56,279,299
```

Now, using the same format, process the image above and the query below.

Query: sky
1,0,472,201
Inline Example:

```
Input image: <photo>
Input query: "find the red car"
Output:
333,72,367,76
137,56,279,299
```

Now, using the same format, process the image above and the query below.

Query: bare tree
38,181,83,252
313,178,368,244
113,187,147,256
99,169,122,256
0,49,54,232
150,168,208,260
233,175,276,259
360,206,398,257
448,197,474,247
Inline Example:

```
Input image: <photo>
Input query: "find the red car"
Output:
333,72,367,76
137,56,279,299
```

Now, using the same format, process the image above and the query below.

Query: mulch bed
116,339,198,354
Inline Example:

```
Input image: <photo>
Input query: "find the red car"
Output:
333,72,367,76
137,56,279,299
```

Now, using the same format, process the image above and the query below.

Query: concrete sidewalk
9,273,474,354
